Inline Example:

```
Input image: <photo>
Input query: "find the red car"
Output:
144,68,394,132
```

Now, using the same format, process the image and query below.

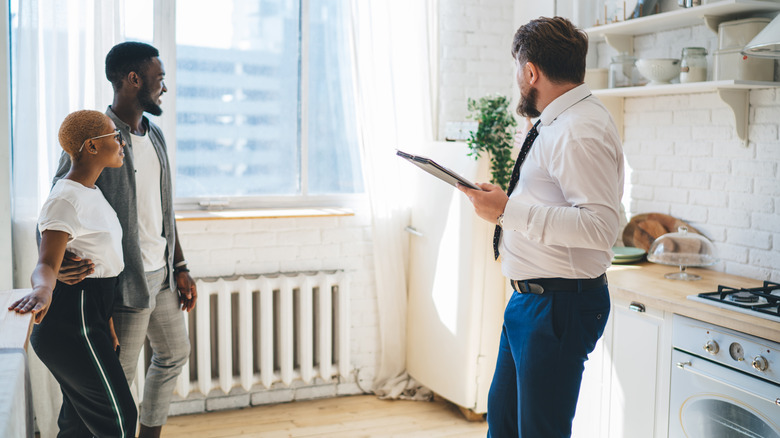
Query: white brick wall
438,0,517,139
617,27,780,282
170,206,378,413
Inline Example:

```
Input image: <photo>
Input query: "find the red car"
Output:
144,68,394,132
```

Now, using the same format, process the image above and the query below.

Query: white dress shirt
500,84,624,280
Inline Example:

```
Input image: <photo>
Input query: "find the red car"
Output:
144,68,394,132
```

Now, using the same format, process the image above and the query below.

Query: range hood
743,14,780,58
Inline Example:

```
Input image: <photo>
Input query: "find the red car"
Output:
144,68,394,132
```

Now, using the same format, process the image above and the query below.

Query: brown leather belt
511,273,607,294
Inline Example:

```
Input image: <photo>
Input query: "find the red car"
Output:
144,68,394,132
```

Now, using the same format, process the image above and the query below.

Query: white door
405,141,505,413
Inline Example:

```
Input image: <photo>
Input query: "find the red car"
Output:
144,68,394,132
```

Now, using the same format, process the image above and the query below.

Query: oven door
669,349,780,438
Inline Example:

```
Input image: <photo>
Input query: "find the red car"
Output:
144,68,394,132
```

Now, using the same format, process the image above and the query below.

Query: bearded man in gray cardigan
53,42,197,438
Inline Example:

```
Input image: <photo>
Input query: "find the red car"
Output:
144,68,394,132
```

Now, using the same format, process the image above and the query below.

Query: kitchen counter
607,262,780,342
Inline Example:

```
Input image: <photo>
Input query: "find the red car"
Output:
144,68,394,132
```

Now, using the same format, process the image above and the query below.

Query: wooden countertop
607,262,780,342
0,289,34,350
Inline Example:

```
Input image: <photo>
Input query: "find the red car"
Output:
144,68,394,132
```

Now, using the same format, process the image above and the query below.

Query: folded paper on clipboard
396,150,482,191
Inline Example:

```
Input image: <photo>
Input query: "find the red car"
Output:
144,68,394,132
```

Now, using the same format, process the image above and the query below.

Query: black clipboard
396,150,482,191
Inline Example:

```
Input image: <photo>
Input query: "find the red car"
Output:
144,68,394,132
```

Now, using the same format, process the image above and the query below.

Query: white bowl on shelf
636,58,680,86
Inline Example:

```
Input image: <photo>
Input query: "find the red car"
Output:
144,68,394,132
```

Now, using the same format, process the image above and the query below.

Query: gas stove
687,281,780,323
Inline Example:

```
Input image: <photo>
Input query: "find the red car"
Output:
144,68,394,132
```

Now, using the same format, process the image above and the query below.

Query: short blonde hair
58,110,111,160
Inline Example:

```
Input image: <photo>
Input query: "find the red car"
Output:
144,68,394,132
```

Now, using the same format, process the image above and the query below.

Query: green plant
466,94,517,191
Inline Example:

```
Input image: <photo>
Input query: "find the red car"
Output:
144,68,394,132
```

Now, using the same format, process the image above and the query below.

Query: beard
139,82,164,116
516,86,540,118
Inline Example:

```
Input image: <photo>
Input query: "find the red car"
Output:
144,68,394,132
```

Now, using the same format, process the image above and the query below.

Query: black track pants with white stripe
31,278,137,438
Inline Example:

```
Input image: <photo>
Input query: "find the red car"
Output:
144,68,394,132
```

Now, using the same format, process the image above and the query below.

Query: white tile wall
617,25,780,282
438,0,517,139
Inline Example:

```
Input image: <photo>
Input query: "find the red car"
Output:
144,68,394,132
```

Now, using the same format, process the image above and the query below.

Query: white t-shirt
130,132,167,272
38,179,124,278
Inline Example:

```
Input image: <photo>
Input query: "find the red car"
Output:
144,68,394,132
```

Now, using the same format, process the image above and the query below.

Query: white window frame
152,0,365,211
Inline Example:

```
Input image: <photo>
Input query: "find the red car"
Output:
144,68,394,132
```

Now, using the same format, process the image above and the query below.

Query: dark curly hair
58,110,111,161
105,41,160,90
511,17,588,85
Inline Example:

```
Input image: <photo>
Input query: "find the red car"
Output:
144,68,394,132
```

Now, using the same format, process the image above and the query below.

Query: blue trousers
486,281,610,438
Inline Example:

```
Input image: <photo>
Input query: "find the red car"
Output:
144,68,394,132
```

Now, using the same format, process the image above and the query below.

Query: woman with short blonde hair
9,109,137,437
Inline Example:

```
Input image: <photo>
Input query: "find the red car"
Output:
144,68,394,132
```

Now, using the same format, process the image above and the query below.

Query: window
171,0,363,206
10,0,362,211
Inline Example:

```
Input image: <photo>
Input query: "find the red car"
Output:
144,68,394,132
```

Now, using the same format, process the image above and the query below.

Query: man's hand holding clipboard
397,149,507,225
456,181,509,226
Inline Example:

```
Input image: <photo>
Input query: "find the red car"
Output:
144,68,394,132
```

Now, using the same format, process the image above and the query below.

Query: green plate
612,246,646,259
611,256,645,264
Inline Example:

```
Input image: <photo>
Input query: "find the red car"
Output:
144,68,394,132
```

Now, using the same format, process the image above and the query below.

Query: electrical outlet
444,121,478,141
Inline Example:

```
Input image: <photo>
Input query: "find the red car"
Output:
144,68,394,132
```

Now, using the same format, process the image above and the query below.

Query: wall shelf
591,79,779,97
592,80,779,147
586,0,780,39
585,0,780,147
585,0,780,54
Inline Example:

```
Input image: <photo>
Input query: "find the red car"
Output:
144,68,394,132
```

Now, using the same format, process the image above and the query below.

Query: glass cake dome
647,226,718,280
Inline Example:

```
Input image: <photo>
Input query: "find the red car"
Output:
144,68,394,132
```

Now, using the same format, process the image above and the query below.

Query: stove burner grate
698,281,780,316
730,291,759,303
753,303,780,318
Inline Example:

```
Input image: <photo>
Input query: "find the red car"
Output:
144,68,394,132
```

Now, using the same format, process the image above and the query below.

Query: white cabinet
572,297,673,438
607,298,673,438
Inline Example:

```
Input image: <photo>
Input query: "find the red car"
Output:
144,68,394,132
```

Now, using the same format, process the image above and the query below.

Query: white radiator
134,271,350,399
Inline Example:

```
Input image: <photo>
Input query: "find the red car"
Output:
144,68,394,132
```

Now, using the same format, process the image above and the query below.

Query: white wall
437,0,518,139
600,25,780,281
622,88,780,281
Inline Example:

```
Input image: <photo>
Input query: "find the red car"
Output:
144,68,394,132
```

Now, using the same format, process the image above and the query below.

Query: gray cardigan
52,106,176,308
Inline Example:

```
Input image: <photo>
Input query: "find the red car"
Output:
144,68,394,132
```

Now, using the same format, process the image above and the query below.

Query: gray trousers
112,267,190,427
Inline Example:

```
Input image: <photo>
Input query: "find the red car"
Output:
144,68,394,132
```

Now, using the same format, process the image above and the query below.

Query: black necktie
492,121,541,260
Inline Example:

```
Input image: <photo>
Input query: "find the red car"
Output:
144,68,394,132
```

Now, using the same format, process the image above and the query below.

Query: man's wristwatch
497,213,505,227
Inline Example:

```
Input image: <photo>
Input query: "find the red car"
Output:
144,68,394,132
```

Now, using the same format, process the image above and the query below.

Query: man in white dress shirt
458,16,624,438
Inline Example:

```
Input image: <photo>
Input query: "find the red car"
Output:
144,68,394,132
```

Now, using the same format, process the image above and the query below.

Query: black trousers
31,278,137,438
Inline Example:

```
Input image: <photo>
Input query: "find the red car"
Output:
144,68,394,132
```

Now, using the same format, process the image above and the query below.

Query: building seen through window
144,0,364,201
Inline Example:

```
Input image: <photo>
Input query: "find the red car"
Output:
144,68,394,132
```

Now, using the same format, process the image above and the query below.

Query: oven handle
676,360,780,406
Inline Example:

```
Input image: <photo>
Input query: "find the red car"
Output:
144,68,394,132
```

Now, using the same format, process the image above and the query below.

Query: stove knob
752,356,768,372
704,340,719,355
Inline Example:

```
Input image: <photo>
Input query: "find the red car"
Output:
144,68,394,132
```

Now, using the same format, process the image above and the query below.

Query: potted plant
466,94,517,191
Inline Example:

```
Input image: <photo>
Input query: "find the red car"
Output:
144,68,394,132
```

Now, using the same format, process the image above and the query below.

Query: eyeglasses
79,130,123,152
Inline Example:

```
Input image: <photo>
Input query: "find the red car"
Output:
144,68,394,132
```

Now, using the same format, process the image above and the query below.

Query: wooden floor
162,395,488,438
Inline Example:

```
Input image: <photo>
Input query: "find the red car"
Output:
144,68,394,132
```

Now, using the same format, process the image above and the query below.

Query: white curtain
12,0,123,284
11,1,124,436
349,0,437,399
